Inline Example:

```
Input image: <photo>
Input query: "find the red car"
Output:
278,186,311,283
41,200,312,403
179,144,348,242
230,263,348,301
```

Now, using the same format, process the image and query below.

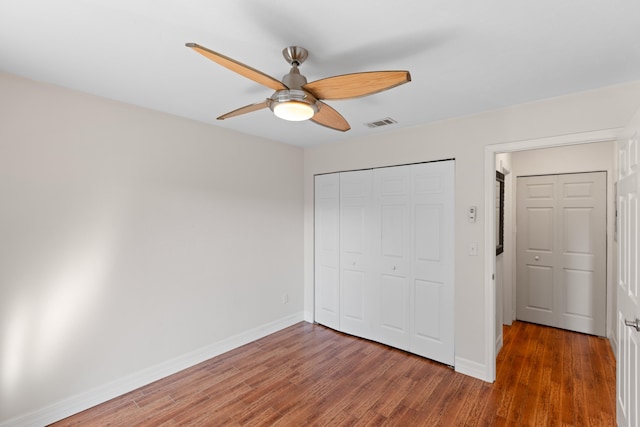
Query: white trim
304,310,314,323
483,127,622,383
455,356,491,381
487,128,623,153
0,312,306,427
608,329,618,360
484,150,497,382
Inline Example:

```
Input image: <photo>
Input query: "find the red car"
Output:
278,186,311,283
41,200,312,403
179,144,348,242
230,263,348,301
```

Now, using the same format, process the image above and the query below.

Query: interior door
516,172,606,336
339,170,374,339
617,129,640,426
314,173,340,330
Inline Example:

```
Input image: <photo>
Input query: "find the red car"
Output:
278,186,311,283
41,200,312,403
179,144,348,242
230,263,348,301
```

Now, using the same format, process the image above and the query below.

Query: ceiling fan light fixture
269,89,318,121
273,101,315,121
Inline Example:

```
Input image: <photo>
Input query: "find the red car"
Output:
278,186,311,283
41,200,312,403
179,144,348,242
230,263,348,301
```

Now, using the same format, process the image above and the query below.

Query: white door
557,173,606,334
410,161,455,365
373,165,411,350
617,128,640,426
339,170,374,339
517,175,557,327
314,174,340,330
314,161,455,366
516,172,606,336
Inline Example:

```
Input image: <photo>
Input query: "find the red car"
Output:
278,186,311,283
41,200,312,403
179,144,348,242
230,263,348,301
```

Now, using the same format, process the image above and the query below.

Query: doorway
483,129,619,382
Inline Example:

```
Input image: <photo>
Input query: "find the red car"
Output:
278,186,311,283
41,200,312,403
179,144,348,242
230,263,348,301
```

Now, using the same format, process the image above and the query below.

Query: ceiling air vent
365,117,397,128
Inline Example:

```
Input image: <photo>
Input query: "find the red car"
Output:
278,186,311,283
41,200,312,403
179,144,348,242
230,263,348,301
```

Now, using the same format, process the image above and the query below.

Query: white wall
304,80,640,380
510,141,617,341
2,71,638,424
0,72,304,425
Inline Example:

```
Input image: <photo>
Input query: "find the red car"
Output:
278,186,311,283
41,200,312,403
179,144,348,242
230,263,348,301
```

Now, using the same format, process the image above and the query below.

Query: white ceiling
2,1,640,147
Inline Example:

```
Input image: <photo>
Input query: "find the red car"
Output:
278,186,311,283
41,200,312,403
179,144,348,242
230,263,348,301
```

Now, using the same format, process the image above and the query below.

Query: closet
314,160,455,365
516,172,606,336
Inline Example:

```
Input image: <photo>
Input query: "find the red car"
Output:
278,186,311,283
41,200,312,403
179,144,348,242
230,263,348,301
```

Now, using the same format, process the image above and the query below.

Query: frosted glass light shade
273,101,315,121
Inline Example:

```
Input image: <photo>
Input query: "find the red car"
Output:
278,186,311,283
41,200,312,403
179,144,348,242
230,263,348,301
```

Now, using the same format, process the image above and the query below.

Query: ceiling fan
185,43,411,132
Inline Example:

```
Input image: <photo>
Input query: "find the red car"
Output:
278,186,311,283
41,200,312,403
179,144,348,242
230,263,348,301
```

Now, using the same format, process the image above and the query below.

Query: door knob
534,256,540,261
392,266,397,270
625,318,640,332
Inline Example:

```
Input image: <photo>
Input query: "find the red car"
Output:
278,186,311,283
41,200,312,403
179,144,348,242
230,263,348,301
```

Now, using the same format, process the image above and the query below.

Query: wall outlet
282,292,289,304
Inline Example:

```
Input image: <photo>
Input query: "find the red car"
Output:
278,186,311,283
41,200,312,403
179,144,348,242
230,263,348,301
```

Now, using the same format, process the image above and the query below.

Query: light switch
468,206,477,223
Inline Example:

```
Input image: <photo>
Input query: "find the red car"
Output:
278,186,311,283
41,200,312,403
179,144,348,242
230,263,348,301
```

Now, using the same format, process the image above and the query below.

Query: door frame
483,128,622,382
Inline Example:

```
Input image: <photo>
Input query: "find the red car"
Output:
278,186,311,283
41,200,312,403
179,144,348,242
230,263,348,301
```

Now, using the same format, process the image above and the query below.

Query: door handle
534,256,540,261
624,318,640,332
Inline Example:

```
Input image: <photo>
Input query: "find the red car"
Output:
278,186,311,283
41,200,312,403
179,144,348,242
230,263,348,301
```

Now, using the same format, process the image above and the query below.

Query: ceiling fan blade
304,71,411,100
186,43,287,91
217,100,269,120
310,101,351,132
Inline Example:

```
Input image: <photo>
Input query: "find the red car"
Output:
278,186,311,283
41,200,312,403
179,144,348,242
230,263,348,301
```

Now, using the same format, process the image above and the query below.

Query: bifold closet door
339,170,375,339
314,161,455,366
408,161,455,365
516,172,606,336
314,173,340,330
372,165,412,350
372,162,455,364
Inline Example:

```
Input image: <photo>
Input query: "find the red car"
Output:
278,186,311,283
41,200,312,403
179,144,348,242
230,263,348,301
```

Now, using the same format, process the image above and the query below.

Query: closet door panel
380,275,408,331
339,170,374,339
314,174,340,329
557,172,606,336
414,204,443,280
414,279,444,340
373,166,411,349
410,161,455,365
341,270,365,321
516,175,558,326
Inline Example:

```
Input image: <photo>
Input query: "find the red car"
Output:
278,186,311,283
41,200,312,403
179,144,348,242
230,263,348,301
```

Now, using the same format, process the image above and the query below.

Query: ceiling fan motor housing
282,66,308,89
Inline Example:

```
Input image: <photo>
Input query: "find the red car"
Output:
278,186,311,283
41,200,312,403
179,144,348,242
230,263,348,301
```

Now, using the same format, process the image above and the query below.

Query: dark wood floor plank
49,321,616,426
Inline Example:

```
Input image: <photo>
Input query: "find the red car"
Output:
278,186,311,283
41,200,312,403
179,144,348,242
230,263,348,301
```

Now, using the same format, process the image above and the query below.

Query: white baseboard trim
455,356,492,382
1,312,305,427
303,310,314,323
495,331,503,356
608,328,618,360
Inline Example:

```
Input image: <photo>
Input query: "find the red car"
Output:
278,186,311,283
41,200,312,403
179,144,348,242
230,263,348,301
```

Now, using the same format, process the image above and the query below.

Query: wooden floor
50,321,616,426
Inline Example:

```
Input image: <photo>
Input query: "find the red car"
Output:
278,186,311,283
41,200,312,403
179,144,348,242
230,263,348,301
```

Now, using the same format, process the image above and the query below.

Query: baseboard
608,327,618,359
495,331,503,356
303,309,314,323
455,356,492,382
0,312,305,427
